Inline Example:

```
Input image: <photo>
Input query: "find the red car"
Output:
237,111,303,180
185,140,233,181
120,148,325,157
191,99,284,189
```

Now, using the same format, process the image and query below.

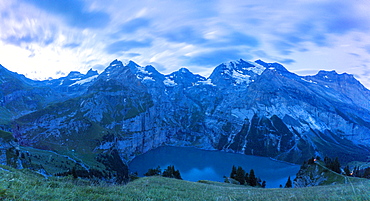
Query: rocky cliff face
1,59,369,168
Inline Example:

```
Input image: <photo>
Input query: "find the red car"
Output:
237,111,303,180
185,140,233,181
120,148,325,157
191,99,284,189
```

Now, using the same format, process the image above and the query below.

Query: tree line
144,165,182,180
226,165,266,188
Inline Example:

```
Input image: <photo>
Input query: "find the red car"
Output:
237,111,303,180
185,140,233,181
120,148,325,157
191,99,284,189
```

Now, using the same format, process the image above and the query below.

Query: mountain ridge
1,59,370,182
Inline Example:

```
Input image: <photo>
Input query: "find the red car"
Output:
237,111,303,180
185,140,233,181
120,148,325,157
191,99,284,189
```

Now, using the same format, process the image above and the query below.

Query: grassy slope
0,165,369,201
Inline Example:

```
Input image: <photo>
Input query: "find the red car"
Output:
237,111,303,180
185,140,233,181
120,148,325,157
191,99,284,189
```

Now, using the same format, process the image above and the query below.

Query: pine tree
162,165,173,178
144,166,161,176
332,157,341,174
261,181,266,188
162,165,182,179
249,169,257,187
235,166,246,185
364,167,370,178
173,169,182,180
230,165,237,179
284,176,292,188
344,166,351,176
245,173,249,185
72,166,78,179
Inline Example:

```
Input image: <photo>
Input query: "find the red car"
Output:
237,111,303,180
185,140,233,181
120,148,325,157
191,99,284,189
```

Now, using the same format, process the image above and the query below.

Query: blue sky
1,0,370,88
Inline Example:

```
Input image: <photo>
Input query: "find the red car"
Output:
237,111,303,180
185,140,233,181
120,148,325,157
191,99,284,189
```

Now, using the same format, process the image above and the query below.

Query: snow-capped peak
209,59,266,87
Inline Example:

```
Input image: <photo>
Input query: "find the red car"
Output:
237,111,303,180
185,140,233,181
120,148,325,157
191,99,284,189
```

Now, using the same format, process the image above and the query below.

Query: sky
1,0,370,88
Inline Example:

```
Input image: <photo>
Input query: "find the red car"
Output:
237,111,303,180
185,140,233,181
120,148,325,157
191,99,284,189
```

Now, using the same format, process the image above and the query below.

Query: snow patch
232,70,251,85
70,75,98,86
136,66,151,75
163,78,177,86
142,76,155,82
245,61,266,75
301,78,317,84
198,79,216,86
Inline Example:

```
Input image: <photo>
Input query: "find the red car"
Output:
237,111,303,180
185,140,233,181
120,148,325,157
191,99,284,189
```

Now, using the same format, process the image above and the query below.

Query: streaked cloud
118,18,151,34
183,49,250,67
1,0,370,88
23,0,110,29
105,39,153,54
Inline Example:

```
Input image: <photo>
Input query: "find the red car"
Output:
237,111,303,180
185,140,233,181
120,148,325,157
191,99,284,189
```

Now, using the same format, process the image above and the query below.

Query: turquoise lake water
129,146,300,188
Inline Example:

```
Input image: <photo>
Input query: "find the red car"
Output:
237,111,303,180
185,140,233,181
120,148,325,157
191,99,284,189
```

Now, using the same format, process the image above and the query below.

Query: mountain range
1,59,370,182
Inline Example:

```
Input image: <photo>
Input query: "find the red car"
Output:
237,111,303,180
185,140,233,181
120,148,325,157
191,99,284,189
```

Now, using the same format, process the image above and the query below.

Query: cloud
2,0,370,89
105,39,153,54
55,70,66,76
126,53,141,57
63,43,80,49
92,64,106,72
278,58,295,65
227,32,259,47
24,0,110,29
364,45,370,54
253,50,268,58
4,33,54,46
318,1,370,34
207,32,260,48
183,49,250,67
162,26,207,44
118,18,150,34
271,40,294,55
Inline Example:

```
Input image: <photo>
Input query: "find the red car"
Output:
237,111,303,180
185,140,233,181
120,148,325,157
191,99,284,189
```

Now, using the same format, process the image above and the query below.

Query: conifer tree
162,165,182,179
332,157,341,174
230,165,237,179
344,166,351,176
284,176,292,188
249,169,257,187
144,166,161,176
245,172,249,185
235,166,246,185
261,181,266,188
71,166,78,179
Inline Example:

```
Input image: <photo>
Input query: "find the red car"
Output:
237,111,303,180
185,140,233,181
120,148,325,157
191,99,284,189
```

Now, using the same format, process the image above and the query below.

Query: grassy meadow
0,164,369,201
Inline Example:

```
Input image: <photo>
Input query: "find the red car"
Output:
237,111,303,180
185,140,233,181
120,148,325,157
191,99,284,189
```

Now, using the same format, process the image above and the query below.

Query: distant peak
67,71,83,78
315,70,355,80
255,60,288,72
254,59,267,66
86,68,98,76
127,60,140,67
179,68,191,74
109,59,123,67
317,70,337,75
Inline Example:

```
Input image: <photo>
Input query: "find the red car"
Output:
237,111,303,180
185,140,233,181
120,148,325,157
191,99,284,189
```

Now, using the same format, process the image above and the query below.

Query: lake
129,146,300,188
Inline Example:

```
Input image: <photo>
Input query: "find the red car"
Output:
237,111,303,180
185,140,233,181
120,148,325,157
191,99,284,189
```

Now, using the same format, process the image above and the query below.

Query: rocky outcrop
293,159,349,187
294,162,328,187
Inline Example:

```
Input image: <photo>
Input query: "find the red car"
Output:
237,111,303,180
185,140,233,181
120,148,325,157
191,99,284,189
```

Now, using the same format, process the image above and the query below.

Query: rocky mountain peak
208,59,266,87
164,68,205,87
86,68,99,77
255,60,289,72
66,71,84,78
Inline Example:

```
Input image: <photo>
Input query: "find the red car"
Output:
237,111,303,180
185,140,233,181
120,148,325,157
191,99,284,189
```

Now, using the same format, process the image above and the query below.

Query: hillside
0,166,369,200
